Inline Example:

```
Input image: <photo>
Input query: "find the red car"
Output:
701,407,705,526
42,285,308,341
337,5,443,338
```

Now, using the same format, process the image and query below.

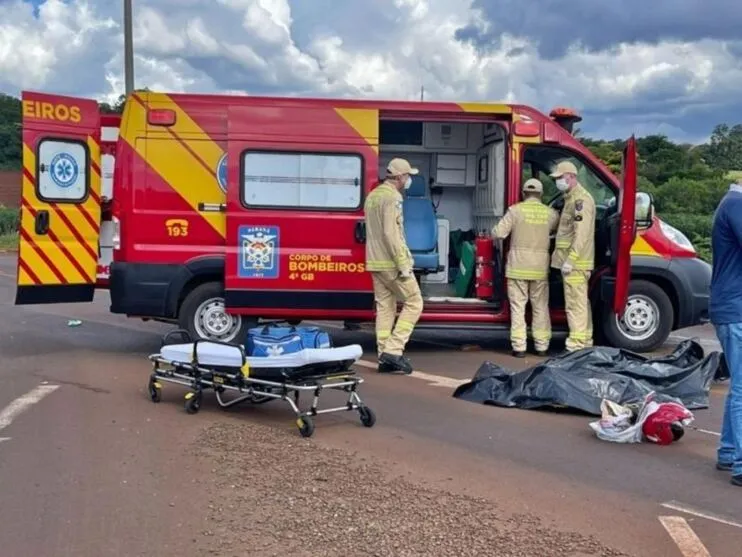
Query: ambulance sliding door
223,105,379,318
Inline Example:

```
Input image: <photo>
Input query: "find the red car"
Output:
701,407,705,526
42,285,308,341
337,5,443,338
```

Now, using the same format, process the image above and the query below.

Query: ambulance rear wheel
178,282,253,344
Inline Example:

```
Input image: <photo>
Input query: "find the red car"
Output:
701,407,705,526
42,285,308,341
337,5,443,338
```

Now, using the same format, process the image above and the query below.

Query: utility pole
124,0,134,95
420,86,424,101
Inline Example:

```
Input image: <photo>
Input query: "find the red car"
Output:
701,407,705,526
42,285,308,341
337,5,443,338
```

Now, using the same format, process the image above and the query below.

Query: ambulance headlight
659,219,695,253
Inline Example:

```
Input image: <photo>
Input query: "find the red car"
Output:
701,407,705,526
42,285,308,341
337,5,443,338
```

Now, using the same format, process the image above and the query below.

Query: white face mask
555,178,569,192
403,176,412,190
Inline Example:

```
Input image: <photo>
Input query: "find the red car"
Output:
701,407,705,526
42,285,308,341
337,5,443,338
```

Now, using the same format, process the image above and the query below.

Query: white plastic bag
588,394,660,443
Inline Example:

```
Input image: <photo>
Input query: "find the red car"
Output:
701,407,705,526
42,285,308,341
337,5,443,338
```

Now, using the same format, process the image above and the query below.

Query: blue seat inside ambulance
402,175,439,272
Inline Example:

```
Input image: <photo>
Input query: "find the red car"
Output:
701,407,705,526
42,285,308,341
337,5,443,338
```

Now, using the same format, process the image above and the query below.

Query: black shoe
377,361,396,373
732,475,742,487
717,461,733,472
512,351,526,358
534,350,548,357
378,353,413,374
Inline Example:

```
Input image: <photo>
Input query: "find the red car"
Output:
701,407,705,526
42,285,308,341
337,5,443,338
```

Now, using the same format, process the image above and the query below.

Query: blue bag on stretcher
245,325,332,357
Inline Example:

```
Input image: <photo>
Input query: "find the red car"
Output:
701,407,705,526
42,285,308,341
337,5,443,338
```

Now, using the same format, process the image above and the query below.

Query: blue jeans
714,322,742,476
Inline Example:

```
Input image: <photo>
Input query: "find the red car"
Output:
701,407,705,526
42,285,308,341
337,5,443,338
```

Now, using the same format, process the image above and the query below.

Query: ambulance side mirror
635,192,654,229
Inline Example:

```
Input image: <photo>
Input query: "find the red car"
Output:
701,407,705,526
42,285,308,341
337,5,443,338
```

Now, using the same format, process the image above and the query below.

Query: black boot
378,353,413,374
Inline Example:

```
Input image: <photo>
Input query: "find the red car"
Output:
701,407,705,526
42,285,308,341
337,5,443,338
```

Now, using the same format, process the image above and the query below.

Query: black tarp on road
452,340,727,416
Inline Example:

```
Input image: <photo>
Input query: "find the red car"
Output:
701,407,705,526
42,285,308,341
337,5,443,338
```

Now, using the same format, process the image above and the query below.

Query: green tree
703,124,742,172
0,93,21,170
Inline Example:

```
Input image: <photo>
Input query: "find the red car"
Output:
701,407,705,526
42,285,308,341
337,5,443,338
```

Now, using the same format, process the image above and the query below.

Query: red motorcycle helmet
642,402,693,445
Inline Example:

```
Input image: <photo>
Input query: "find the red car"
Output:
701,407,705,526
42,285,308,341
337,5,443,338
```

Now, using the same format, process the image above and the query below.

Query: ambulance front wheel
178,281,254,344
600,280,673,353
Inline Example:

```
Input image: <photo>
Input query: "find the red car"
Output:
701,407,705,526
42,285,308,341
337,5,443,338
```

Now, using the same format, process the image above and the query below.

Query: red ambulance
14,90,711,353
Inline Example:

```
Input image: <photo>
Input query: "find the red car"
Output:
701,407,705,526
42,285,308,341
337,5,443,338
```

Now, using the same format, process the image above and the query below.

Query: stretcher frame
146,330,376,438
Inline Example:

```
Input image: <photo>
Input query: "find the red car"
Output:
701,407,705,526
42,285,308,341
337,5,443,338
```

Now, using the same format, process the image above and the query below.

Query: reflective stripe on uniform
506,268,548,280
394,319,415,333
519,202,551,225
563,273,588,285
531,328,551,341
555,240,571,248
367,259,397,271
376,329,391,340
570,259,593,270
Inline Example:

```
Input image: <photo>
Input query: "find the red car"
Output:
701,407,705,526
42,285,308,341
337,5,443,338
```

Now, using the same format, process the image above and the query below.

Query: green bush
0,205,19,236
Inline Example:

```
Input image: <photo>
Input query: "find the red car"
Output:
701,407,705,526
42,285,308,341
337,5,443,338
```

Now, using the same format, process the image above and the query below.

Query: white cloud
0,0,740,142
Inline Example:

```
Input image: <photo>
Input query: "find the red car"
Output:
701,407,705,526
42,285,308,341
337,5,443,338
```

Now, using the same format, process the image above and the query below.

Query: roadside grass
0,232,18,251
0,206,19,251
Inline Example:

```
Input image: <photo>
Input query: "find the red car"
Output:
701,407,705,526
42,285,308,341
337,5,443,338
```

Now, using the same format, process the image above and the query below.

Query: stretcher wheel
148,378,162,403
359,406,376,428
296,416,314,438
184,391,202,414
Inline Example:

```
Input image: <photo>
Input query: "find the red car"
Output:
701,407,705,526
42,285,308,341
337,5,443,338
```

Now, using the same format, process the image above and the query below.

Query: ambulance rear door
223,104,378,318
612,136,638,316
15,91,102,305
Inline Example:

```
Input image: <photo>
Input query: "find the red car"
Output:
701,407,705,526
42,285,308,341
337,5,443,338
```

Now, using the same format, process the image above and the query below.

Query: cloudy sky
1,0,741,144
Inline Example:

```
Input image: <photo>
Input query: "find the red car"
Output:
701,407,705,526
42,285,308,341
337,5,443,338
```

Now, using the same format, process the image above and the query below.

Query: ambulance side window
241,150,363,210
36,138,89,203
522,145,616,210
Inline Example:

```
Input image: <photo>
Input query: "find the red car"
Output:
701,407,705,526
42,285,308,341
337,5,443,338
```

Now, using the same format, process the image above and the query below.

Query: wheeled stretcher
146,330,376,437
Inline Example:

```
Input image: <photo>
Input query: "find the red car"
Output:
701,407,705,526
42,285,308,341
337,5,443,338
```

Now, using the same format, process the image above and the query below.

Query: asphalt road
0,253,740,557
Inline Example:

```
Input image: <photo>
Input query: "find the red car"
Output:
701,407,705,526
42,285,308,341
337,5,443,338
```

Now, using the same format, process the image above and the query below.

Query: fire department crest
237,225,280,279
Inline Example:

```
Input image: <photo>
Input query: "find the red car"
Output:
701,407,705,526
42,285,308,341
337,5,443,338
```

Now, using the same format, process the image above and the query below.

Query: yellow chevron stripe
83,135,103,225
630,234,659,256
334,108,379,154
17,234,59,284
122,94,225,238
458,102,512,114
17,266,34,286
514,135,541,144
22,148,86,283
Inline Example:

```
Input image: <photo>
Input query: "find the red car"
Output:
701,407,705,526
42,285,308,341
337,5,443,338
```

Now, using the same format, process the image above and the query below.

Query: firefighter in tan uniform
492,178,559,357
363,158,423,374
549,160,596,353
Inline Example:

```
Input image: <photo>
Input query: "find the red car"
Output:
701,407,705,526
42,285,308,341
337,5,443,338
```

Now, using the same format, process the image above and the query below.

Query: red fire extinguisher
475,231,494,300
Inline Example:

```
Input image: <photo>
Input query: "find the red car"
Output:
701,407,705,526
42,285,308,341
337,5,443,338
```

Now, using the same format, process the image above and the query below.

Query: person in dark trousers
709,178,742,486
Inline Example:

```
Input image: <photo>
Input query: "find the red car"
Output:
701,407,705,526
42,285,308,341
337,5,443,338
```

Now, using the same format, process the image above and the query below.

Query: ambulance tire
600,280,673,353
178,281,253,344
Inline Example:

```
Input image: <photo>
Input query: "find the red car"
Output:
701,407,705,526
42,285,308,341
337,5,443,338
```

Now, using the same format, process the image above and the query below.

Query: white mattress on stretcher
160,342,363,369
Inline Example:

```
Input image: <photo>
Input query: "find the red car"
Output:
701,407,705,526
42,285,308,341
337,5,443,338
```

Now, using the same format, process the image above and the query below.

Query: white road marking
0,437,10,443
0,384,59,433
661,501,742,530
689,427,721,437
659,516,712,557
354,359,468,389
308,320,460,350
